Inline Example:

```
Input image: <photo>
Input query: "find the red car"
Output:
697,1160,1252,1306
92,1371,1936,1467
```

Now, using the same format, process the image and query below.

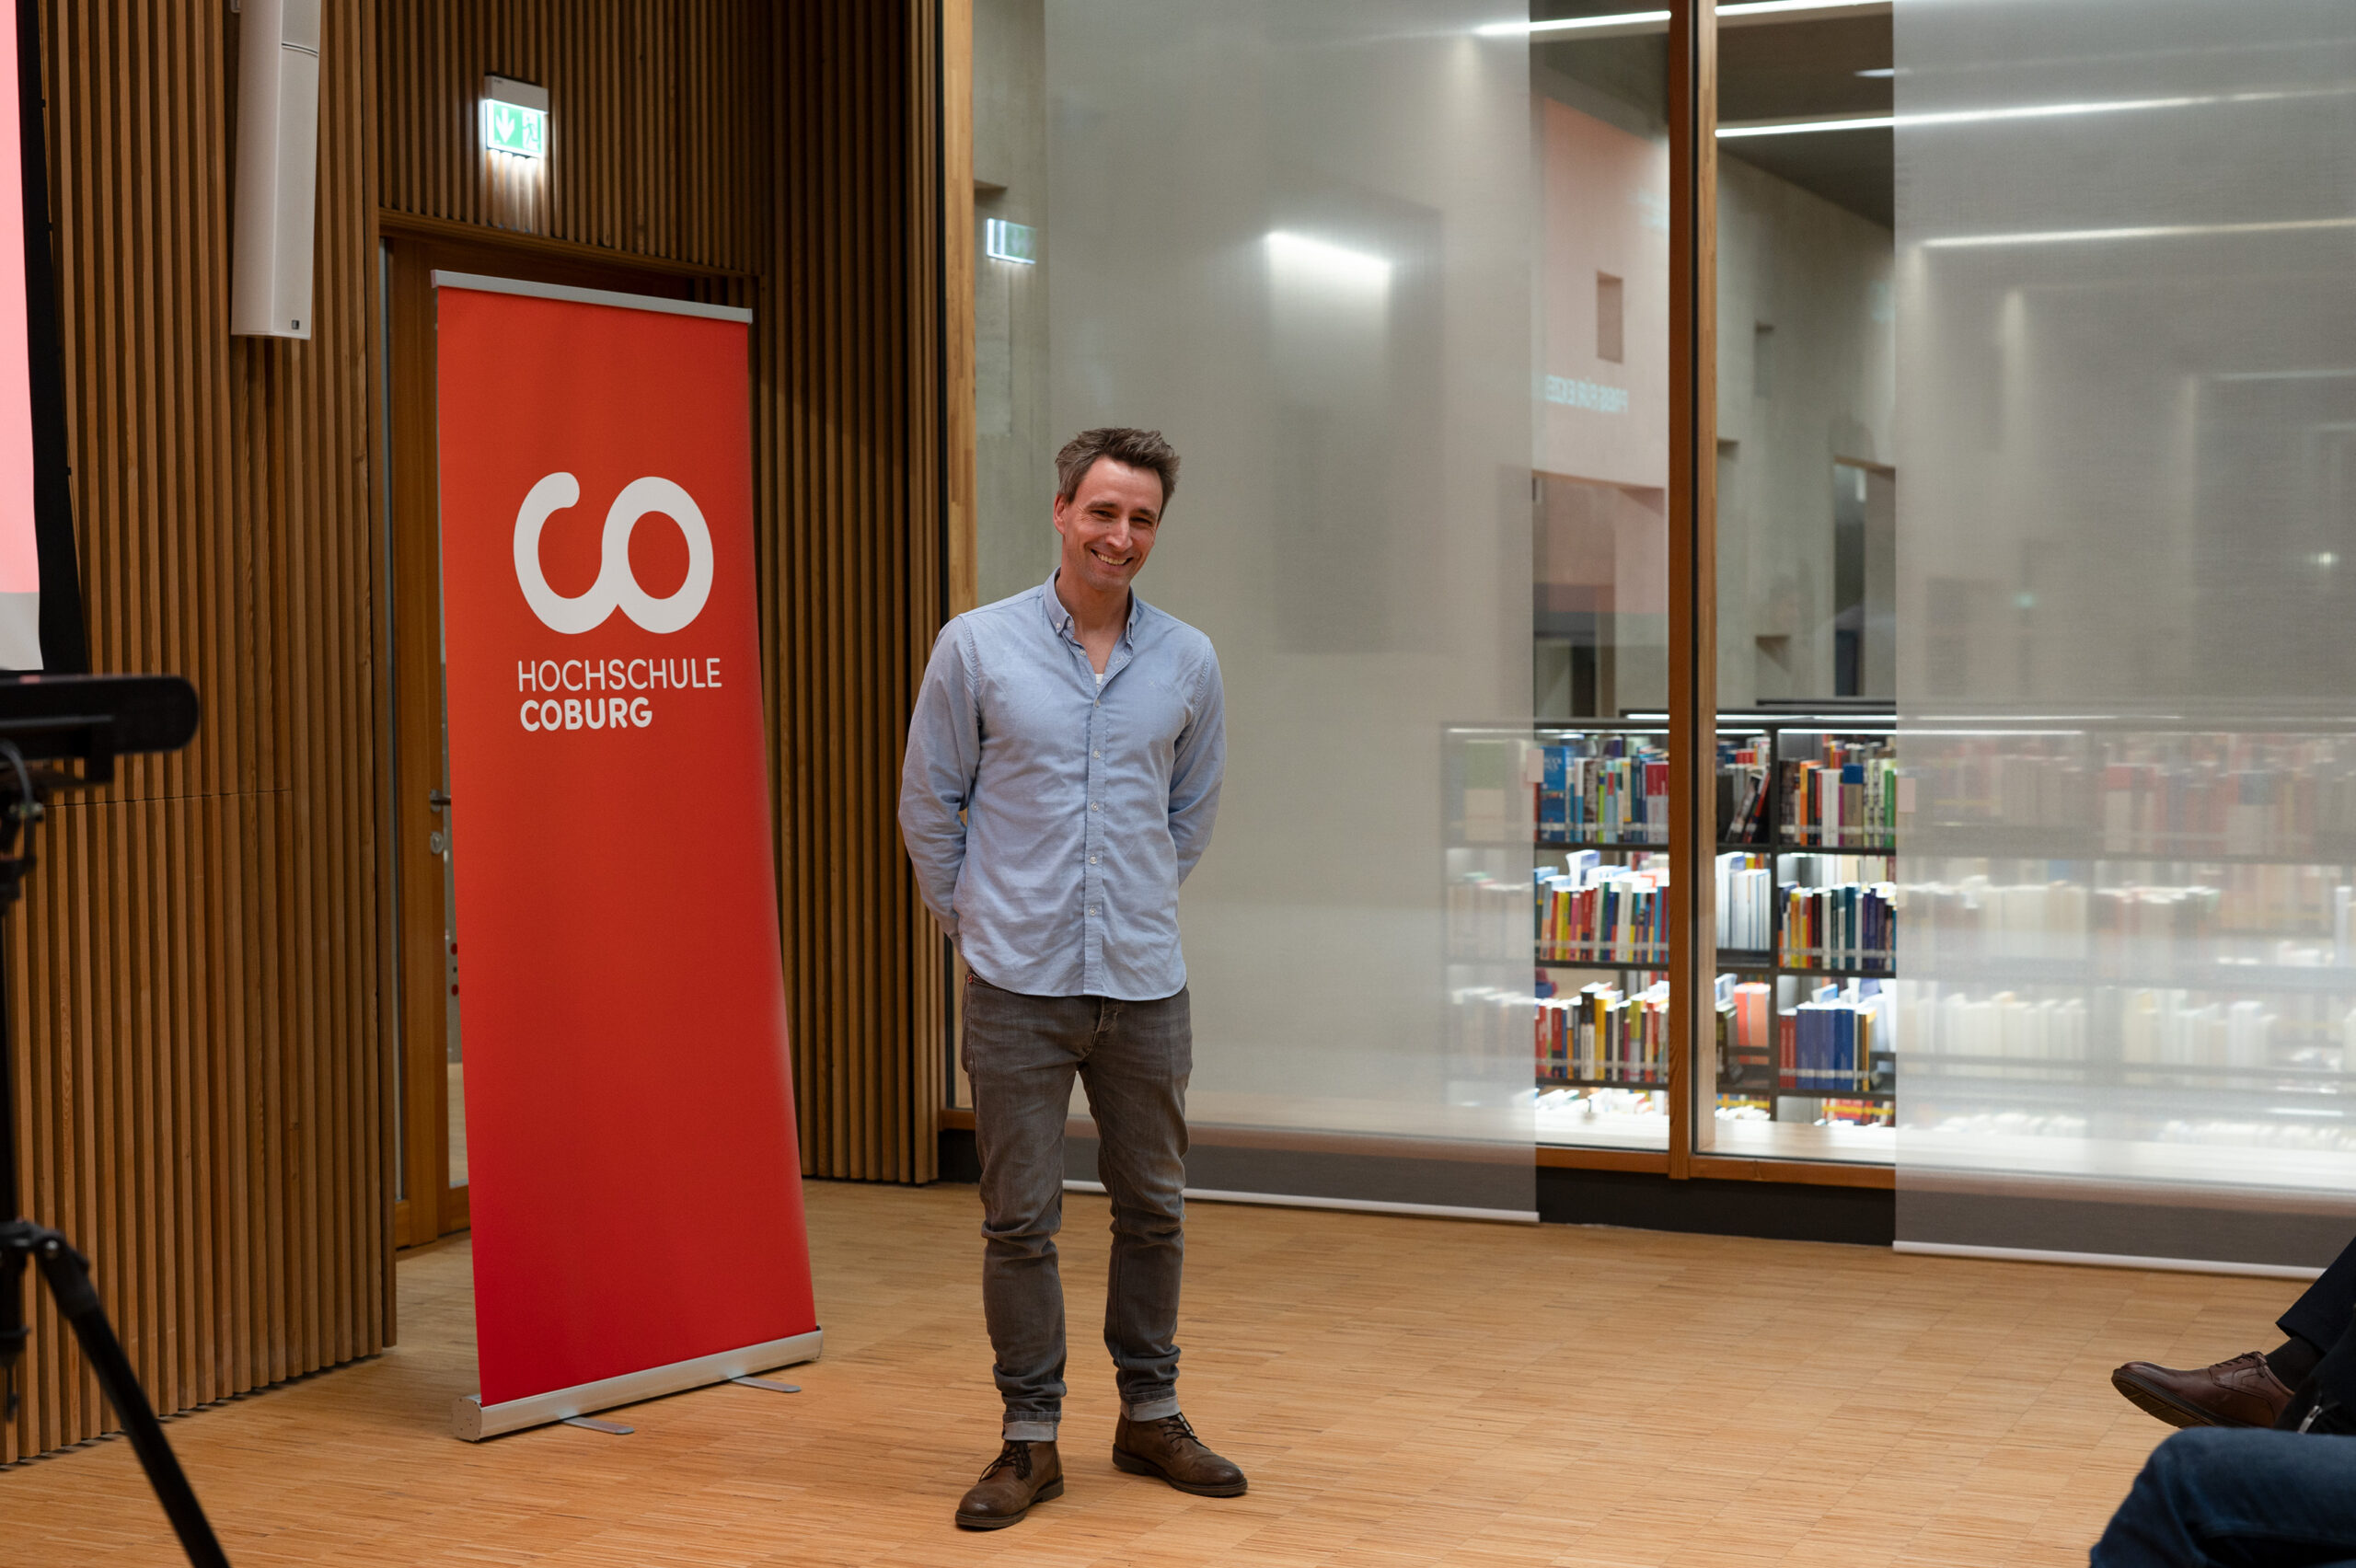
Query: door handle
428,790,450,812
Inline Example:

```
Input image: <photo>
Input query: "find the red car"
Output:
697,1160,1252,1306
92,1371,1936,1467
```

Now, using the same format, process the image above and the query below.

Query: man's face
1052,458,1163,599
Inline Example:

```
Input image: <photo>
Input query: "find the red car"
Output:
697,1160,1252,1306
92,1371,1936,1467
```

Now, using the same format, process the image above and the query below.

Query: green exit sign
984,219,1036,265
481,76,549,160
482,99,545,158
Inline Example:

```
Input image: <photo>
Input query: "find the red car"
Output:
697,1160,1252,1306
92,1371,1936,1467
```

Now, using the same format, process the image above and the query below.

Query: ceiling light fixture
1265,231,1393,290
1721,85,2350,138
2215,368,2356,383
1922,215,2356,248
1719,114,1893,138
1478,0,1885,39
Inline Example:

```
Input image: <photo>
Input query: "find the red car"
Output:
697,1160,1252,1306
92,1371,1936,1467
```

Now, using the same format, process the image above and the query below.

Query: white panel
271,44,319,337
0,593,40,670
280,0,322,54
1895,0,2356,1265
1045,0,1534,1213
230,0,320,340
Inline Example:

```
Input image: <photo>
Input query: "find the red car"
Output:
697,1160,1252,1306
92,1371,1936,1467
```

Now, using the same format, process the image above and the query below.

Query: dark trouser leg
1077,986,1191,1422
2278,1233,2356,1356
2091,1428,2356,1567
964,975,1093,1441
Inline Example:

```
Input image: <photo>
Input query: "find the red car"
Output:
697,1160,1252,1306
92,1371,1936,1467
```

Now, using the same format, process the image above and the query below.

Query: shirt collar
1043,570,1145,646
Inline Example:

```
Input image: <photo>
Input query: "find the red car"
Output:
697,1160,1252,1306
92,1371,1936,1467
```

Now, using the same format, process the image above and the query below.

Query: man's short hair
1055,427,1181,513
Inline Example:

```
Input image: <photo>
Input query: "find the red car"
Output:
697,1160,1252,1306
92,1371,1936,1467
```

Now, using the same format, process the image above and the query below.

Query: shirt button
1090,856,1098,864
1088,906,1098,916
1091,749,1100,757
1091,801,1101,812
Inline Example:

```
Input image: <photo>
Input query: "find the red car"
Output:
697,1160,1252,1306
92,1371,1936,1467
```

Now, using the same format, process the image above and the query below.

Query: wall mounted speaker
230,0,321,340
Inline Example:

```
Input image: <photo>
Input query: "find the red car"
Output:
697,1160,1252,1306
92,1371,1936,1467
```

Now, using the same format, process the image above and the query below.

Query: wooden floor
1,1181,2291,1566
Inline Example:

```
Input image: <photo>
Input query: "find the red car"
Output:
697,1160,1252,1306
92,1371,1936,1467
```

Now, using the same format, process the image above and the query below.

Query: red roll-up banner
433,273,818,1440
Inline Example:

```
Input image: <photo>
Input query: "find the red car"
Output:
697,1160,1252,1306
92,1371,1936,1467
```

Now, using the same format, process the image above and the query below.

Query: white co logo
513,472,714,634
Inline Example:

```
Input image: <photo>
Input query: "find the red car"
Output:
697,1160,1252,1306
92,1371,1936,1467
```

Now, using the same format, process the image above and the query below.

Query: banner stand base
453,1327,822,1441
729,1375,801,1393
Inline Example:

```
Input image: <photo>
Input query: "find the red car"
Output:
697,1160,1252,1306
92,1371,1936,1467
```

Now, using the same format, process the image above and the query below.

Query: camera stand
0,715,229,1566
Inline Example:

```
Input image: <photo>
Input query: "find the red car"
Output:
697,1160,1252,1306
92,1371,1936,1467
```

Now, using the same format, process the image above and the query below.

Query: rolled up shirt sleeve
1168,648,1226,885
898,624,981,940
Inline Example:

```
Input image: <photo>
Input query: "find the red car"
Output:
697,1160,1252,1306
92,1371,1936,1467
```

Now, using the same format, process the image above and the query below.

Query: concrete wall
974,0,1057,606
1714,152,1897,705
972,29,1897,709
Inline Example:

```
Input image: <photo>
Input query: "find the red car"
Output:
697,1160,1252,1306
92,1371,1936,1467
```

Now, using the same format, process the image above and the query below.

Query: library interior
8,0,2356,1564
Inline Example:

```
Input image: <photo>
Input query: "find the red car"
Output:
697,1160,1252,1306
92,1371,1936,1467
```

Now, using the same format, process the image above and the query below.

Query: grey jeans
963,972,1191,1441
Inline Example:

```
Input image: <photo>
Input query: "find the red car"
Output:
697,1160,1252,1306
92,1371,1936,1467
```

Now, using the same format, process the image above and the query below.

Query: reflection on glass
1896,0,2356,1263
1901,723,2356,1247
965,0,1539,1213
1523,6,1675,1152
1700,0,1897,1163
974,0,1054,610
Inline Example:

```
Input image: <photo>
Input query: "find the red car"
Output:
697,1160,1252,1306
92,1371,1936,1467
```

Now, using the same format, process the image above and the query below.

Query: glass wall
1524,6,1678,1153
964,0,2356,1228
1700,3,1899,1164
972,0,1538,1215
1896,0,2356,1265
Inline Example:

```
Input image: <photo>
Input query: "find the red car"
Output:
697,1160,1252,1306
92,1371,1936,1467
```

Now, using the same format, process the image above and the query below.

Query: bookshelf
1896,715,2356,1167
1446,713,1900,1159
1449,710,2356,1176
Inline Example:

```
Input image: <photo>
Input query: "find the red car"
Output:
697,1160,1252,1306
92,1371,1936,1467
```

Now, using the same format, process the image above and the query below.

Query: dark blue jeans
963,973,1191,1442
2092,1429,2356,1567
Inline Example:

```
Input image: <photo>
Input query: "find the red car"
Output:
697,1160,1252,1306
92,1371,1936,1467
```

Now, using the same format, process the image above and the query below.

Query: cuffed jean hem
1001,1417,1060,1442
1123,1393,1182,1423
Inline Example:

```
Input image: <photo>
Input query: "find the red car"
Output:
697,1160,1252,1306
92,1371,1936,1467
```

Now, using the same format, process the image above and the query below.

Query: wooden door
380,227,712,1248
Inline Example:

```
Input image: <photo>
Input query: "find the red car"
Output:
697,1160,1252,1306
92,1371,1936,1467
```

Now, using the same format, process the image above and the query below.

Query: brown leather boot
953,1440,1064,1530
1111,1412,1247,1497
2110,1352,2294,1429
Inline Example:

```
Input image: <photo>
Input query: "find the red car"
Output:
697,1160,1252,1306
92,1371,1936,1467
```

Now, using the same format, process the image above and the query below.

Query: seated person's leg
2111,1232,2356,1430
2092,1428,2356,1568
2275,1238,2356,1381
2113,1349,2301,1431
2275,1300,2356,1434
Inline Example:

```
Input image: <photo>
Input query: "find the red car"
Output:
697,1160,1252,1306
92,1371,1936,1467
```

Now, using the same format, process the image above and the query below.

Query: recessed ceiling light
1719,114,1893,138
1478,0,1887,38
1923,215,2356,248
1265,231,1393,290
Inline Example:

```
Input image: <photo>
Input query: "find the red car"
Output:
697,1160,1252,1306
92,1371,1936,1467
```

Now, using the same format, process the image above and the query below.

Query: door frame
376,214,747,1250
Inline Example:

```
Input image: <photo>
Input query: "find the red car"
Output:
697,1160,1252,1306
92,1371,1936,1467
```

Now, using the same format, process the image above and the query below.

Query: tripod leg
0,1238,22,1422
32,1233,231,1568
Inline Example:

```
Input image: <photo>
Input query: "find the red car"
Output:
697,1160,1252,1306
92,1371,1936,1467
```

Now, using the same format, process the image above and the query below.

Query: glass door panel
1525,6,1675,1151
1034,0,1538,1213
1702,2,1897,1162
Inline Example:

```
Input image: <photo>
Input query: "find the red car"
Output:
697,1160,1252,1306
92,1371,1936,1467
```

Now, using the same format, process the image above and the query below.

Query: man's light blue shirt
898,571,1225,1000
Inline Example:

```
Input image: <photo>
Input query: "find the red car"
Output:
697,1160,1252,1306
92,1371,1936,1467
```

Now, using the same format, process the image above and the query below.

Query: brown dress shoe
954,1440,1064,1530
1112,1412,1247,1497
2110,1352,2293,1429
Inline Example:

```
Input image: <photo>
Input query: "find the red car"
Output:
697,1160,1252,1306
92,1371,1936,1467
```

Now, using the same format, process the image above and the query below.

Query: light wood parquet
0,1182,2292,1567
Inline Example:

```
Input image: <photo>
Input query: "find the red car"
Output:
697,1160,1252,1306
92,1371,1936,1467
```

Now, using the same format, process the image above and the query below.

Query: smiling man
898,427,1236,1530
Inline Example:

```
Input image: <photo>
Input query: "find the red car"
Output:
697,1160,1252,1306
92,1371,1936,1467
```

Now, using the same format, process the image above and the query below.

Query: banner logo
513,472,714,634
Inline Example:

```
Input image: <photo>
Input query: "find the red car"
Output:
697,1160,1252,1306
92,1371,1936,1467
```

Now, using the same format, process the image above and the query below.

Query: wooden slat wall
377,0,761,270
5,0,387,1461
4,0,945,1465
760,0,945,1182
377,1,947,1182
